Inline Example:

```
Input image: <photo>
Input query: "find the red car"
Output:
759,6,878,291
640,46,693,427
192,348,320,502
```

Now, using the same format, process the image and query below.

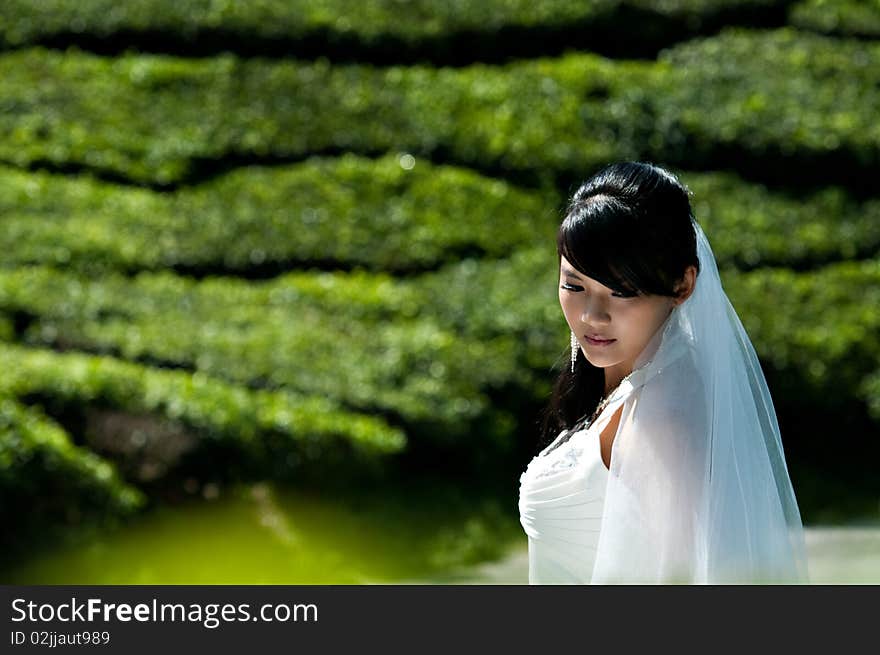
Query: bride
518,161,810,584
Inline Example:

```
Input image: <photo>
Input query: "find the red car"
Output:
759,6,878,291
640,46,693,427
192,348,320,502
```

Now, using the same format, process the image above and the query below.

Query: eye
560,283,635,298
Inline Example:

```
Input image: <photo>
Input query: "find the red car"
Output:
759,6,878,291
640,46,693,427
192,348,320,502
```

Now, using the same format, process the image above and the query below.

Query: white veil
585,218,810,584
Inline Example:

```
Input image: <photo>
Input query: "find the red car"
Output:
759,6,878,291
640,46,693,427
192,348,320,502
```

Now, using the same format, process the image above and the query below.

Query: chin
584,354,615,366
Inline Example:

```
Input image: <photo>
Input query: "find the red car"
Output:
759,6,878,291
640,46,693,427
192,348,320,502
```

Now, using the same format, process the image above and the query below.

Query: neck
604,369,629,397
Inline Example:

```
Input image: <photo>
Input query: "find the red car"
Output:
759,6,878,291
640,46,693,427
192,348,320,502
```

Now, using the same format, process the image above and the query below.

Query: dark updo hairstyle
535,161,701,454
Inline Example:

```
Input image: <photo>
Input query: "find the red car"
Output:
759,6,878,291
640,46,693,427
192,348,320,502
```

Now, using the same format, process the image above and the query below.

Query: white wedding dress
518,422,611,584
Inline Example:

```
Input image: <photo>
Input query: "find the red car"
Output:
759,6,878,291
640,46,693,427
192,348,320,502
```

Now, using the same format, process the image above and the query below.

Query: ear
673,265,698,305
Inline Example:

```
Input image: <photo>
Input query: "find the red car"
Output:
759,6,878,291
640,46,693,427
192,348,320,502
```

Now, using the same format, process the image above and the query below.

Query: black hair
535,161,701,454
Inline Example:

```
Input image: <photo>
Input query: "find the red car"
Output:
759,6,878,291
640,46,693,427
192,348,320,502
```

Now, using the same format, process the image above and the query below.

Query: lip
585,335,616,345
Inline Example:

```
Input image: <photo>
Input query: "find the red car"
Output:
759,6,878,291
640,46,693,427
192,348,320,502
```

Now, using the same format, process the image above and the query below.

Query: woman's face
558,254,696,393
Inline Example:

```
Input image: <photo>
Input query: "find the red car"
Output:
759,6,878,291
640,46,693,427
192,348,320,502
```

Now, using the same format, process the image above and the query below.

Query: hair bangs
557,203,643,296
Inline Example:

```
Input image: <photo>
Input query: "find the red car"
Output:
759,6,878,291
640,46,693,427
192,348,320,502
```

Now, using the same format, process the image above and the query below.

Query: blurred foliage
0,27,876,190
790,0,880,39
5,0,868,57
0,44,622,185
652,28,880,168
0,265,531,455
0,336,407,555
0,343,405,458
0,0,788,61
0,154,557,275
5,157,879,277
0,394,146,566
681,171,880,268
723,259,880,409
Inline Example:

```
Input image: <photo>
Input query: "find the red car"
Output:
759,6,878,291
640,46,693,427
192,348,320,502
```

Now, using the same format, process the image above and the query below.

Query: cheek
622,306,659,339
558,293,575,320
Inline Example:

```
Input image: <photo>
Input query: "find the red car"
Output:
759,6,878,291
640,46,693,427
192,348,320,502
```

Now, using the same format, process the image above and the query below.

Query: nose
580,298,610,325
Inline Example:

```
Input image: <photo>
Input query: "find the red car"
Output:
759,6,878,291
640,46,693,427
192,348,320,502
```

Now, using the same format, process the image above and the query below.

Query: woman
518,161,810,584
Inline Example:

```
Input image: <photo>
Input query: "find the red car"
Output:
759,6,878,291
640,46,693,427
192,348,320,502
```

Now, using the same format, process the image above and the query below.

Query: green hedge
0,0,786,59
0,266,527,445
0,27,875,188
0,154,556,275
2,159,876,280
790,0,880,39
649,27,880,174
723,256,880,411
0,44,624,186
0,342,406,459
0,330,407,558
678,170,880,268
0,394,146,555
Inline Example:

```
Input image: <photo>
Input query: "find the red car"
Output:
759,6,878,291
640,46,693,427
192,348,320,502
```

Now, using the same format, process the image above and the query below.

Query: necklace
587,334,675,429
585,387,616,427
543,363,647,457
586,391,614,426
585,366,640,428
543,382,623,458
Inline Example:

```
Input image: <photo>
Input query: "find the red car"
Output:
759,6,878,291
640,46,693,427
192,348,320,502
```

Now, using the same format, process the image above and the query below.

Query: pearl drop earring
570,331,578,373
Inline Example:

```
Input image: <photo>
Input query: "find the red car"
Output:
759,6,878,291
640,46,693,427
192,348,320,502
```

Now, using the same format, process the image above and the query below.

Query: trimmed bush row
0,394,146,553
0,266,528,444
651,27,880,174
2,157,876,279
0,44,624,186
0,337,405,554
722,256,880,412
679,169,880,268
0,154,556,275
790,0,880,39
0,28,876,188
0,0,786,61
0,342,407,458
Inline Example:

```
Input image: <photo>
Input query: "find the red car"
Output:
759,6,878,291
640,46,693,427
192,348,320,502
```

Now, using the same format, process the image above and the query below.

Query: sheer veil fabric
585,218,810,584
